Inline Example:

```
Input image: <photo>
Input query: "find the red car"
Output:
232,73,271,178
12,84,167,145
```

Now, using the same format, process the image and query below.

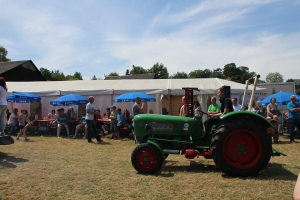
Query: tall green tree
148,62,169,79
0,46,11,62
188,69,211,78
51,70,65,81
265,72,284,83
211,68,224,79
130,65,147,75
73,72,83,80
40,67,52,80
223,63,241,82
170,72,188,79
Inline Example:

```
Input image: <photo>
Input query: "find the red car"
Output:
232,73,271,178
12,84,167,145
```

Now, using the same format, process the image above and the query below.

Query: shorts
19,125,25,129
110,122,118,132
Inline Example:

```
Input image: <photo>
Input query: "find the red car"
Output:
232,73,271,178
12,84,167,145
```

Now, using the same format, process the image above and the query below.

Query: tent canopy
6,78,266,118
7,78,264,96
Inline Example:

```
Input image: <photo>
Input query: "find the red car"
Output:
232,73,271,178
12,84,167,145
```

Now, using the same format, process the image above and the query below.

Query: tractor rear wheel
131,143,163,174
211,120,272,176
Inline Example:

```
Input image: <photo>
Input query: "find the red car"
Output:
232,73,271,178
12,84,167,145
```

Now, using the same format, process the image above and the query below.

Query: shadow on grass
220,162,298,181
0,152,29,168
151,160,219,177
140,160,298,180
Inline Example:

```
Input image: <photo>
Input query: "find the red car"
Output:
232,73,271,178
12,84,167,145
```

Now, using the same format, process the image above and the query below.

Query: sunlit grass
0,132,299,200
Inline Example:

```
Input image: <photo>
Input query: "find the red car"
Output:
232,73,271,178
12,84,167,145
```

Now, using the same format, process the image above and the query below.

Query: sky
1,0,300,81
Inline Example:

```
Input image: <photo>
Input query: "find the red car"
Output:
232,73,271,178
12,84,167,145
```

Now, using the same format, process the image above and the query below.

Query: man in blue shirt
287,95,300,143
55,108,70,138
86,96,103,143
116,108,126,140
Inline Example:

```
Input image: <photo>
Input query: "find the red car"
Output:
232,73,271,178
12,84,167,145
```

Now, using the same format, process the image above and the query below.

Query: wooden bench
27,125,39,134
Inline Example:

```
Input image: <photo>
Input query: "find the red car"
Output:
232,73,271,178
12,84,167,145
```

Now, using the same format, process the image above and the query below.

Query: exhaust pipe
163,149,180,154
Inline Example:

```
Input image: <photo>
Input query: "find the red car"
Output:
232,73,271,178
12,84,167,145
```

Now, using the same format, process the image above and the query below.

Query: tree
91,75,98,80
211,68,224,79
188,69,211,78
265,72,284,83
51,70,65,81
286,79,294,82
223,63,238,80
148,62,169,79
106,72,119,77
40,67,52,80
125,69,130,75
130,65,147,75
170,72,188,79
73,72,83,80
0,46,11,62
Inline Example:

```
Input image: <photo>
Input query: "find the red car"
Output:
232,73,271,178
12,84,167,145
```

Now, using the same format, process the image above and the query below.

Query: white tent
6,78,266,118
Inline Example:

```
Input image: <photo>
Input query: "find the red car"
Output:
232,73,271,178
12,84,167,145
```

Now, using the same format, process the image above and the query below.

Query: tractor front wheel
211,120,272,176
131,143,163,174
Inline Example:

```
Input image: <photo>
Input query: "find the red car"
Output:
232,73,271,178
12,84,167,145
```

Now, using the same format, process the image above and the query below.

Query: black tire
131,143,163,174
211,120,272,177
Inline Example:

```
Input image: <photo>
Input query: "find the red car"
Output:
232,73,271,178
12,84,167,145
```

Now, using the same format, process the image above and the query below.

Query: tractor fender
147,140,164,157
220,111,273,129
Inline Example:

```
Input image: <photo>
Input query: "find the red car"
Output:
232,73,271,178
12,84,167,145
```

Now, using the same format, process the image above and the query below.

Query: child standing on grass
16,109,29,141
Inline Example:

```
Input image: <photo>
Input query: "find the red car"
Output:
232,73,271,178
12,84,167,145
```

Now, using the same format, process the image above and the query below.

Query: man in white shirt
7,108,19,135
232,98,241,111
86,96,103,143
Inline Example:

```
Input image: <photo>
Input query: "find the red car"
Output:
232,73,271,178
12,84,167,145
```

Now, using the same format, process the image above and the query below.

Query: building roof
0,60,46,81
0,60,30,74
104,73,157,80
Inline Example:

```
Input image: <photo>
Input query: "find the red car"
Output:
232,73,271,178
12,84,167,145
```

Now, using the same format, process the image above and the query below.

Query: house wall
258,82,295,96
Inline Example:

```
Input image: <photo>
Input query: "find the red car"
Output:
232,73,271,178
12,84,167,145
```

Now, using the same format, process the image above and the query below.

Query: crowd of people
0,94,138,143
177,86,300,144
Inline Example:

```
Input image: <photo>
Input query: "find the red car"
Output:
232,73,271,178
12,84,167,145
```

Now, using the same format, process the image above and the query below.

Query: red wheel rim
222,129,263,169
136,149,157,171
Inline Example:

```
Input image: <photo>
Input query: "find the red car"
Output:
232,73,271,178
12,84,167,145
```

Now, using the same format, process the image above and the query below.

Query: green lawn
0,133,299,200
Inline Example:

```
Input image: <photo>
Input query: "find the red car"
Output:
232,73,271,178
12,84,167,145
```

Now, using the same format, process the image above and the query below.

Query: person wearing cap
55,108,70,138
132,97,144,117
86,96,103,143
109,105,118,139
116,108,126,139
287,95,300,143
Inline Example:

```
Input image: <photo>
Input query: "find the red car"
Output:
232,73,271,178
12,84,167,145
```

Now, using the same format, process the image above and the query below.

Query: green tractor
131,75,286,177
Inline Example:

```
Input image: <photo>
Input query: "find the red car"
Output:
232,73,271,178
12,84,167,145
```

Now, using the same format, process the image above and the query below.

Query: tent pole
241,80,249,110
248,75,260,111
168,89,171,115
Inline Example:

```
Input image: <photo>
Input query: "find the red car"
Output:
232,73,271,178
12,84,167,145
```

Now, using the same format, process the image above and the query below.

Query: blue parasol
50,94,89,106
113,92,156,103
260,91,300,106
7,92,41,103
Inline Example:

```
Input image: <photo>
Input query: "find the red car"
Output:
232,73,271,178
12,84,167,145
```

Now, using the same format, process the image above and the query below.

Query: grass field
0,133,299,200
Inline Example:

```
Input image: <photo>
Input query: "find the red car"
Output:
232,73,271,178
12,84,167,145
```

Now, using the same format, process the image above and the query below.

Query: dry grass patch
0,133,299,200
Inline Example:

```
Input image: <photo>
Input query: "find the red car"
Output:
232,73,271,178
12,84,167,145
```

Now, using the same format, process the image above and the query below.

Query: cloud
1,0,299,81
